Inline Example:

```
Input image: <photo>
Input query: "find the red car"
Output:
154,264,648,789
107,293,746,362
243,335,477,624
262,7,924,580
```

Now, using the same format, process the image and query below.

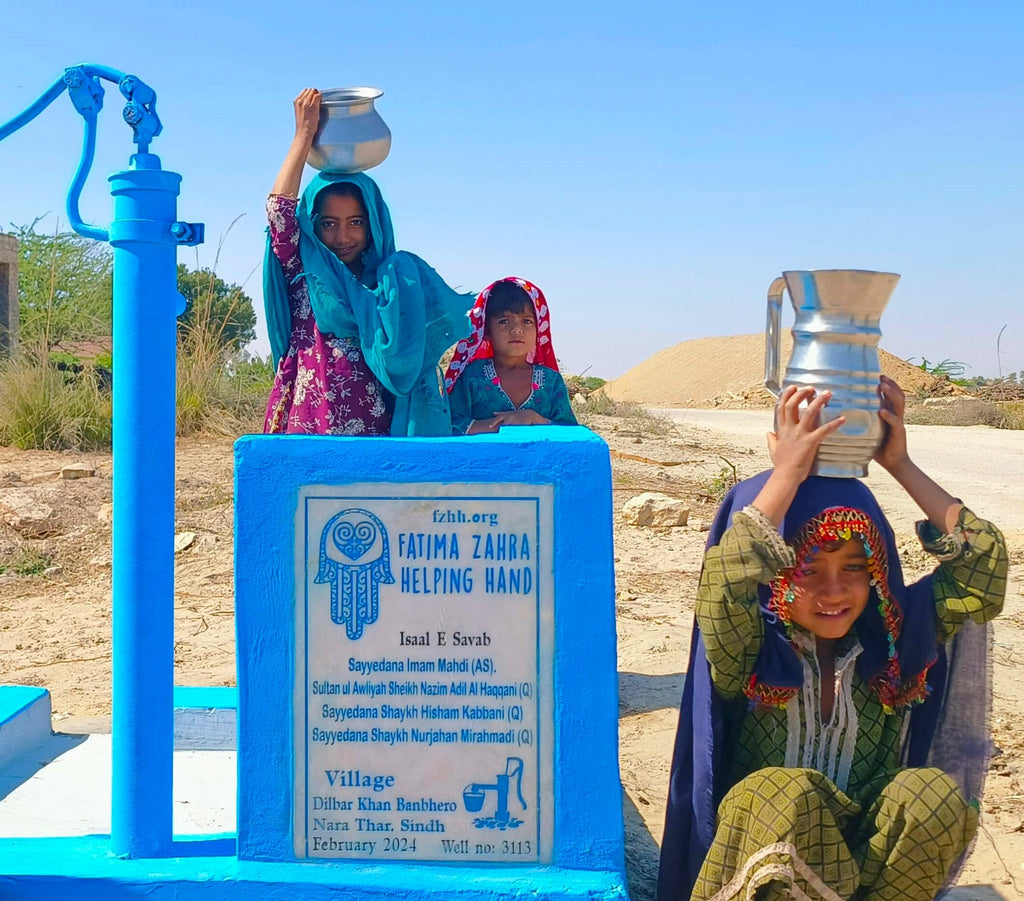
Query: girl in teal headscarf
263,88,474,436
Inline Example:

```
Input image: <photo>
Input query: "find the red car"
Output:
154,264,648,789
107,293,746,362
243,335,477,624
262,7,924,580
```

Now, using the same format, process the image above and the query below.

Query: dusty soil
0,416,1021,899
603,332,960,409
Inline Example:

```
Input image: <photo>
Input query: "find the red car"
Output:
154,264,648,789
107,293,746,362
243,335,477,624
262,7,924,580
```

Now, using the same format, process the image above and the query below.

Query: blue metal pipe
0,77,66,142
66,113,109,243
108,151,179,858
81,63,128,84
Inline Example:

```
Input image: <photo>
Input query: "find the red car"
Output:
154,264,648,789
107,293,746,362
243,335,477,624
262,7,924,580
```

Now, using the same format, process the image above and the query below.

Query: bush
0,546,52,576
176,337,268,438
577,390,616,417
574,393,674,436
996,402,1024,430
1,218,270,449
0,354,112,450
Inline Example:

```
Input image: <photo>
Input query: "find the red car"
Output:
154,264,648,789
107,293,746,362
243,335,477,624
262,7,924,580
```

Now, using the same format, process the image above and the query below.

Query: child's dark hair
486,281,533,319
313,182,369,218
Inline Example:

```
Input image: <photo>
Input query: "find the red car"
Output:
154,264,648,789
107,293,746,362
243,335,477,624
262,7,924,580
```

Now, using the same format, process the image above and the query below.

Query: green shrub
577,390,616,417
0,355,112,450
574,393,674,436
698,460,738,505
0,546,52,576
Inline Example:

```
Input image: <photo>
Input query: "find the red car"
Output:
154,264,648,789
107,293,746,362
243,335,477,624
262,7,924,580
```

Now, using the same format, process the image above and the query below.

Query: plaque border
294,489,552,862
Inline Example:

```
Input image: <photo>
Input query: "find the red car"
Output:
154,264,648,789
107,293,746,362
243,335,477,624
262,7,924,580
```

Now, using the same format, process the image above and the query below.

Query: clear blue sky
2,0,1022,381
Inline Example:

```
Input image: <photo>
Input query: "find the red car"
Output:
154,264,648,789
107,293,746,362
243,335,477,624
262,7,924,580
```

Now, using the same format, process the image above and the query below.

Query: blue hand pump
0,65,204,858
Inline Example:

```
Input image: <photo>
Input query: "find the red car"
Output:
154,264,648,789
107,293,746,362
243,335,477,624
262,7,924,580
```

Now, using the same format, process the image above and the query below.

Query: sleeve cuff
916,506,969,562
738,505,796,569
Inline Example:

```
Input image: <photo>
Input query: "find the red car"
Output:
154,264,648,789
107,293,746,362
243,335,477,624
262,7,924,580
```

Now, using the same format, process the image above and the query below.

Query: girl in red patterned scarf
444,277,577,435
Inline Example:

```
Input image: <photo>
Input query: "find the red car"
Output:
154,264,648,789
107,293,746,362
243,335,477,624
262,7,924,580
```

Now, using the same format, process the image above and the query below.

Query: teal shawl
263,172,474,436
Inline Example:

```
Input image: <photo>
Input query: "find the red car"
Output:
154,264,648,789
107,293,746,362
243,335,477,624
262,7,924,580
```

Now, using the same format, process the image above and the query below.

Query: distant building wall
0,233,18,356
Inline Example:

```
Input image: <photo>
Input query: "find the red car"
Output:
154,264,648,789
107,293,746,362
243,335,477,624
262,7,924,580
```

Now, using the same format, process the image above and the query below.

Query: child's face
315,194,369,267
485,306,537,361
787,538,871,640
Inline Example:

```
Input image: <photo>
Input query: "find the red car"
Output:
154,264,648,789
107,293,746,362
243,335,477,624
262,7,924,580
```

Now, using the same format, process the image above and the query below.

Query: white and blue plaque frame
294,484,555,862
235,427,626,898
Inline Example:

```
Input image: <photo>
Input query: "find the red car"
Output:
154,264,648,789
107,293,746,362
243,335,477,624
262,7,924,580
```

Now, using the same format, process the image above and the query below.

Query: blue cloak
656,471,991,899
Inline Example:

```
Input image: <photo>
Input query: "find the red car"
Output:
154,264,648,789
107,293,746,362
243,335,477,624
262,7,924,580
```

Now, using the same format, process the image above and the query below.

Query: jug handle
764,276,786,397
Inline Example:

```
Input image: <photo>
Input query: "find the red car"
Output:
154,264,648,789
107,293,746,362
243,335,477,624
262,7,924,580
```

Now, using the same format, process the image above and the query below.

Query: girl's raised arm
271,88,321,198
874,376,962,533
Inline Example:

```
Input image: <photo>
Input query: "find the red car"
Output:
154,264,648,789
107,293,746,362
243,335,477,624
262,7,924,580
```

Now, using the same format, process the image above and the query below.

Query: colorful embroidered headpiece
442,277,559,393
731,480,937,715
746,506,927,713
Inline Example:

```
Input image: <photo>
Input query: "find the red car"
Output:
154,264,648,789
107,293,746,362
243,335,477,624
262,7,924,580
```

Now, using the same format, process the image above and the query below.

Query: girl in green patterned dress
658,377,1007,901
443,277,577,435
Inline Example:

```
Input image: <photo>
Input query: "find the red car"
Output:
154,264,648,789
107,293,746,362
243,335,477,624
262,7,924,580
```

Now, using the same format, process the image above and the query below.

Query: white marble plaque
293,483,555,863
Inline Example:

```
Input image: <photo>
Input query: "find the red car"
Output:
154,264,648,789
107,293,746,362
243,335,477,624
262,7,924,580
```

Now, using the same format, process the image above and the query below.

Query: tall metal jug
764,269,900,478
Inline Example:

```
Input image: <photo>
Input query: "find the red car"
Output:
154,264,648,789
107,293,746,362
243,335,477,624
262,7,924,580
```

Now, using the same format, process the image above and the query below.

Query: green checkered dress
693,508,1007,901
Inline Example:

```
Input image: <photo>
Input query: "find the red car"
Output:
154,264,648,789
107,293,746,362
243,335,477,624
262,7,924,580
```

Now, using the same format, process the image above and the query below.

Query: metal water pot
307,87,391,174
764,269,900,478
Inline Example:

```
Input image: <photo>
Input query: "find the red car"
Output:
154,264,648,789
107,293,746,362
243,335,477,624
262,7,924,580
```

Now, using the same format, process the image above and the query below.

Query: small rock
0,488,59,538
174,531,197,553
656,470,670,480
622,492,690,528
61,463,96,480
633,437,643,444
97,503,113,525
689,518,711,532
42,566,63,577
89,555,111,568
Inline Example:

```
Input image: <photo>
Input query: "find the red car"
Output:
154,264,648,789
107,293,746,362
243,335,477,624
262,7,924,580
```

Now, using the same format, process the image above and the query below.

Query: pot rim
319,86,384,105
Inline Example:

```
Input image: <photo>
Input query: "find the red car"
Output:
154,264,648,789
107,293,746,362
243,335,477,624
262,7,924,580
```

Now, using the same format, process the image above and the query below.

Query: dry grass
576,393,675,436
0,352,112,450
996,401,1024,430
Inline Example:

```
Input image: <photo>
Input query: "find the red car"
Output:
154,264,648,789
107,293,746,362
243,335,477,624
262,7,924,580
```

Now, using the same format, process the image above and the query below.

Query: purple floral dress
263,195,391,435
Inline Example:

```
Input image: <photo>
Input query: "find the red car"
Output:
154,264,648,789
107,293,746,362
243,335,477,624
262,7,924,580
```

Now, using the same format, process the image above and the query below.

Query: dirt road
656,408,1024,531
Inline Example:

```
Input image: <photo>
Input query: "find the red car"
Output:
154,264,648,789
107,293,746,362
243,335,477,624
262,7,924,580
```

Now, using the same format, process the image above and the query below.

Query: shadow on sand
618,670,685,717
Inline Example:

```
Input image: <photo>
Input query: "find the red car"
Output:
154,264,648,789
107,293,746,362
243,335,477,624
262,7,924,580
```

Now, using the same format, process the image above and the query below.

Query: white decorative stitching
706,842,845,901
740,505,796,568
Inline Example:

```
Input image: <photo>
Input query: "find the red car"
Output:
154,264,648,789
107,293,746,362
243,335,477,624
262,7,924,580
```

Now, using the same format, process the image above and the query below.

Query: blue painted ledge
0,686,51,770
0,836,629,900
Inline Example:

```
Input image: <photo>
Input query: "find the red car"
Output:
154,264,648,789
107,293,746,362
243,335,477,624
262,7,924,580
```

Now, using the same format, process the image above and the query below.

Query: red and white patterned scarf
443,277,559,394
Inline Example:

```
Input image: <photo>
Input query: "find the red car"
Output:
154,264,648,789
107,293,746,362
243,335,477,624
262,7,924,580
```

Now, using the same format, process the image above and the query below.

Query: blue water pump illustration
463,757,526,830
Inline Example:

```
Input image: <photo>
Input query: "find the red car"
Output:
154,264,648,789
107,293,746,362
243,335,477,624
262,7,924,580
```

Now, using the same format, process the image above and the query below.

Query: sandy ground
0,413,1021,899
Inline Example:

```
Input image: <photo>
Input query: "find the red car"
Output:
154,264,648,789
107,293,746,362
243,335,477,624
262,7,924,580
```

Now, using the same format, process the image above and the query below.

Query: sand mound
604,333,951,408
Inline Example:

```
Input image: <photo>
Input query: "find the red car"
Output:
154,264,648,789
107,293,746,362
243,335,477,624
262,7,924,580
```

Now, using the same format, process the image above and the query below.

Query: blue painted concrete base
0,685,236,754
0,837,629,899
173,686,237,750
0,686,51,770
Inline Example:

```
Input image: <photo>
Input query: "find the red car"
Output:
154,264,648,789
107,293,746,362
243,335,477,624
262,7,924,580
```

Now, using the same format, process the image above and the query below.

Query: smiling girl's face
787,538,871,640
314,193,368,268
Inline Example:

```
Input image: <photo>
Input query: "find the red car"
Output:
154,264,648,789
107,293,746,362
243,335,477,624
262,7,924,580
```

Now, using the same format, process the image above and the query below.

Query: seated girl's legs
693,767,861,901
853,767,976,901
